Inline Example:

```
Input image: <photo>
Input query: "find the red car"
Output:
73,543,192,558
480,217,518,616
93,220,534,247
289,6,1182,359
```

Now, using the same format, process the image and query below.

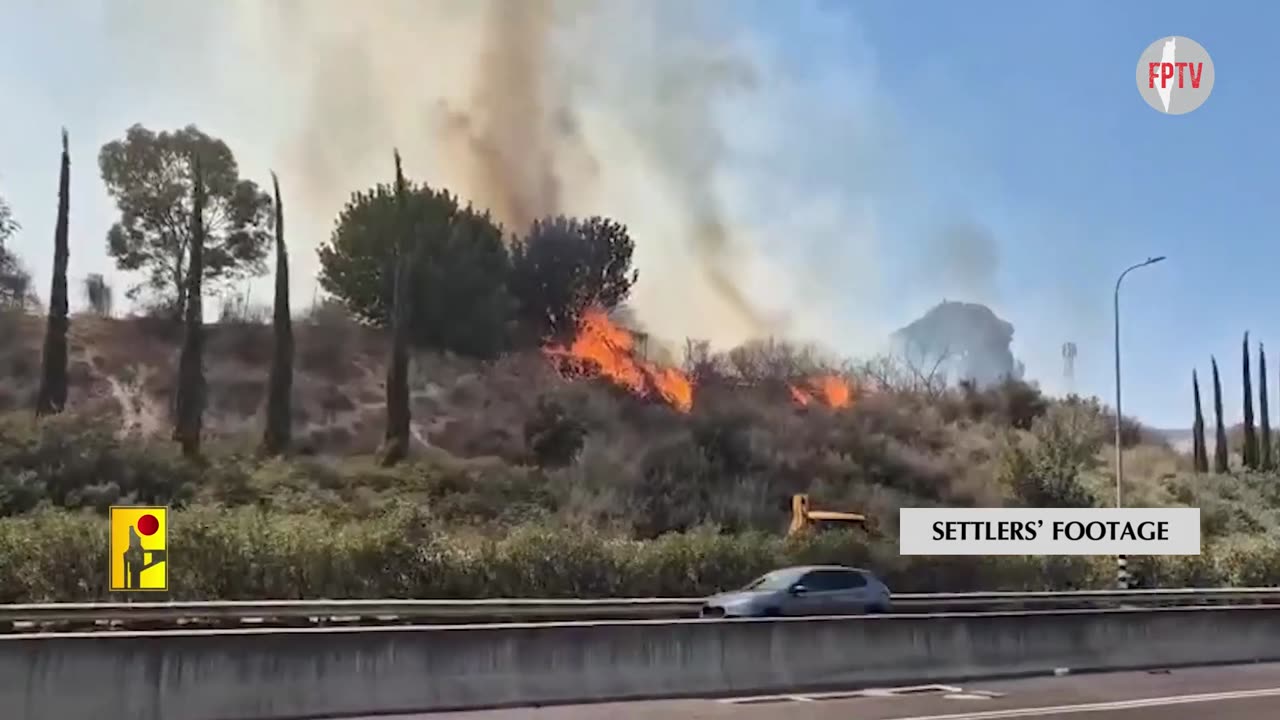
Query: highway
11,603,1280,719
378,664,1280,720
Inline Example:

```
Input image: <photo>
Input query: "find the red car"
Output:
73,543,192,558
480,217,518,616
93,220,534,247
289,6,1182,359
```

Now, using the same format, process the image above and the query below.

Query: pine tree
1213,356,1228,473
1243,332,1258,469
173,154,206,459
1192,369,1208,473
1262,344,1273,471
262,172,293,456
36,129,71,417
381,150,412,467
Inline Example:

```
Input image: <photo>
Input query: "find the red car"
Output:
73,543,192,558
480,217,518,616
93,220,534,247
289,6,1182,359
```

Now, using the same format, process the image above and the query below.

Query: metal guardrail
3,588,1280,630
0,598,701,625
895,587,1280,607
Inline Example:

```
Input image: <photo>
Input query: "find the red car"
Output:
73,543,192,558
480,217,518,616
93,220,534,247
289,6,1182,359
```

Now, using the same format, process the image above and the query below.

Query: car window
801,569,868,591
799,570,844,591
742,569,804,591
838,570,868,589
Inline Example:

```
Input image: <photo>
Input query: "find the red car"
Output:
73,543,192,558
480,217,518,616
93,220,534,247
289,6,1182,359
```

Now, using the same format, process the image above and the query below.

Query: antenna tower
1062,341,1077,393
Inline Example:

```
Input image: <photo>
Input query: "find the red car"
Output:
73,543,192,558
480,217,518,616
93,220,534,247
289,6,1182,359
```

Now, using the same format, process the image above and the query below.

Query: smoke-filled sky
2,0,1279,429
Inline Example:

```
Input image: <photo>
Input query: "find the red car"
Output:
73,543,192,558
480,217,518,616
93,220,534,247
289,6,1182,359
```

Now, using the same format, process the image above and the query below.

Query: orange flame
544,308,694,413
788,374,853,409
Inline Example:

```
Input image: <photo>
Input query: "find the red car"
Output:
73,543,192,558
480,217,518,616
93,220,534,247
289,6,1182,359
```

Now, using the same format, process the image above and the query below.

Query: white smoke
15,0,898,354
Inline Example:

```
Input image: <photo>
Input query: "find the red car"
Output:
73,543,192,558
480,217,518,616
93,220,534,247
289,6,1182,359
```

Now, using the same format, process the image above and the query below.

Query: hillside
0,299,1203,524
1153,428,1196,455
6,299,1280,602
1,305,571,458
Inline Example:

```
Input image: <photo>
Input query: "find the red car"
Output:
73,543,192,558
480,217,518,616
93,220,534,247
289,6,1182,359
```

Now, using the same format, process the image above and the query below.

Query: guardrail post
1116,554,1129,589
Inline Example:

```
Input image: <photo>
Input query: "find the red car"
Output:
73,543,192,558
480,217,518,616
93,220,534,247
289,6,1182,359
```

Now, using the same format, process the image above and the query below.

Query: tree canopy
99,124,272,317
0,194,31,308
318,180,515,359
509,215,638,342
0,194,15,245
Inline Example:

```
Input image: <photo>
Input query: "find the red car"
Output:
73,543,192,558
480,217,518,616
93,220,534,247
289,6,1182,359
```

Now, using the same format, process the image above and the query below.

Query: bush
0,411,200,515
1,507,1267,603
297,299,362,380
524,396,587,468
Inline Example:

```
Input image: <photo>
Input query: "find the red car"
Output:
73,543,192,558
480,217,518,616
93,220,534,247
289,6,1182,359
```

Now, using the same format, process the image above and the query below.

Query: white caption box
899,507,1201,556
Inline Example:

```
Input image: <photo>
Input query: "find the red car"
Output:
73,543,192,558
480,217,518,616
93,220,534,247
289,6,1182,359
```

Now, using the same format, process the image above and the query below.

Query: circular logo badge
1136,36,1214,115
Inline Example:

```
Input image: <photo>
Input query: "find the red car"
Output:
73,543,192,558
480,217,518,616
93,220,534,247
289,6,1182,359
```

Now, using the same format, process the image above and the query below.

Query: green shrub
524,396,587,468
0,508,1269,603
0,412,199,515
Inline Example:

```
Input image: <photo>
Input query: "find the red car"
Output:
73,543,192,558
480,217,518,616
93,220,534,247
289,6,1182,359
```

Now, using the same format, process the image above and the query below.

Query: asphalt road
350,663,1280,720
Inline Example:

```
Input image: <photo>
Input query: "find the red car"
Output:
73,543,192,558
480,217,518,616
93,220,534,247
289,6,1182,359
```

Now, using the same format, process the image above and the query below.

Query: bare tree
859,342,953,397
724,337,833,384
682,338,717,382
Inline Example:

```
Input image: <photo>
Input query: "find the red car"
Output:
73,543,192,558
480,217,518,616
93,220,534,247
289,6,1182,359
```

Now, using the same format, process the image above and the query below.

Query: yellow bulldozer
787,493,867,537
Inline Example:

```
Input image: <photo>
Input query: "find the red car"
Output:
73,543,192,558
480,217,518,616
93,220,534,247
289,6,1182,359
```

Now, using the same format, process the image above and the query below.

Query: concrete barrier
5,606,1280,720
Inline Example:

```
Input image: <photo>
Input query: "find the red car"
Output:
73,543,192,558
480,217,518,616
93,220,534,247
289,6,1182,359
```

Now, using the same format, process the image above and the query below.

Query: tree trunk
262,172,293,456
1243,332,1258,469
381,150,412,467
1212,356,1228,474
173,153,206,459
1261,344,1272,471
1192,369,1208,473
36,129,71,417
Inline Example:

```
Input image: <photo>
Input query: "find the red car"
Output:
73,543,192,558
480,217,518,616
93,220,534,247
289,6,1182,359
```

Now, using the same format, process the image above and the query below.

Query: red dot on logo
136,514,159,536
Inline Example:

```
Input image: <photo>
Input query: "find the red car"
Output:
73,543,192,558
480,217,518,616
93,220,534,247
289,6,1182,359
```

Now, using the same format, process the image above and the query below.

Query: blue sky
0,1,1274,429
754,0,1278,430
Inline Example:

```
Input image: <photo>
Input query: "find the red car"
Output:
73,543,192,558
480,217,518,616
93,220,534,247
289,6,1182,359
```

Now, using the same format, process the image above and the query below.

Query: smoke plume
892,301,1023,387
925,220,1001,302
229,0,858,343
62,0,897,352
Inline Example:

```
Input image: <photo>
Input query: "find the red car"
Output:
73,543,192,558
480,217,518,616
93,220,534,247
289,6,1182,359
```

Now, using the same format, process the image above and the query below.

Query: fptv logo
1136,36,1215,115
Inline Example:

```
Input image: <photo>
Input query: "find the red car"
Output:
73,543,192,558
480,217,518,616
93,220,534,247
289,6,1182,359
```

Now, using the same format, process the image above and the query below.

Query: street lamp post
1112,255,1165,589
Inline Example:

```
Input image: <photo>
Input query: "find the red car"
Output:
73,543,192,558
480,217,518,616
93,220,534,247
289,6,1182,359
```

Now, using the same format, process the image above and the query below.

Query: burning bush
544,307,693,413
543,307,857,415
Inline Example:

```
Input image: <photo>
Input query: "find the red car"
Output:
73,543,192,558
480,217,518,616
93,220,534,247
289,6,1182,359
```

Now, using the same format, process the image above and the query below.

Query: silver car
699,565,892,618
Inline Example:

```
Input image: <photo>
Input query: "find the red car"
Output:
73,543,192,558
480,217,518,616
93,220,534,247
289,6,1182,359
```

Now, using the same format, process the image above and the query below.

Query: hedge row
0,506,1274,602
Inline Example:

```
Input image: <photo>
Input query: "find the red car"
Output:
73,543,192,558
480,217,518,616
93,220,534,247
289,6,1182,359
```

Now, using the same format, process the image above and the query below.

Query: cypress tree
1262,344,1273,471
1243,332,1258,469
36,129,71,416
1192,369,1208,474
262,172,293,456
173,154,206,459
1212,356,1228,473
381,149,412,467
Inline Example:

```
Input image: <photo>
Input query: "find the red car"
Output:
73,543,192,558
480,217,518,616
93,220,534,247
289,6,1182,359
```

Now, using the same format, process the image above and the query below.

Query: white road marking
716,695,794,704
790,691,869,701
891,686,1280,720
718,684,964,704
862,685,964,697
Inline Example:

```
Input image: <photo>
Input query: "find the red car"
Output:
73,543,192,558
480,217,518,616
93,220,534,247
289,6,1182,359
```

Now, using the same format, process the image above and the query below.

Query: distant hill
1151,427,1194,454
